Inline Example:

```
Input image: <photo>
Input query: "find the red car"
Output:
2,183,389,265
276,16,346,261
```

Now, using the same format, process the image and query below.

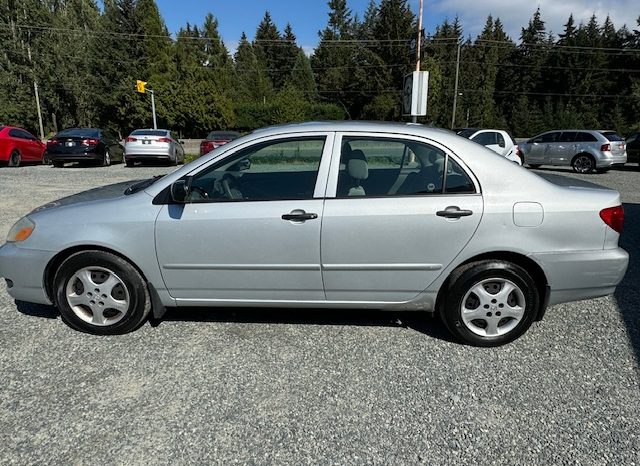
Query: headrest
350,149,366,161
348,159,368,180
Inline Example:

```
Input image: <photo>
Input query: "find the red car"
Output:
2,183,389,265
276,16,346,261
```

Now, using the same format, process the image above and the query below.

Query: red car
0,125,45,167
199,131,240,156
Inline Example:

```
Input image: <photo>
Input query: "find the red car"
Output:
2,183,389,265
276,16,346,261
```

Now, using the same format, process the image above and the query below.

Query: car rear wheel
572,154,595,174
54,250,151,335
441,260,539,347
8,150,21,167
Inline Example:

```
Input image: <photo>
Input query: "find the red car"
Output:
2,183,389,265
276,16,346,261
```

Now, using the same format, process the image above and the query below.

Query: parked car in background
626,132,640,165
46,128,124,168
0,121,628,347
519,130,627,173
125,129,185,167
457,128,522,165
199,131,240,156
0,125,45,167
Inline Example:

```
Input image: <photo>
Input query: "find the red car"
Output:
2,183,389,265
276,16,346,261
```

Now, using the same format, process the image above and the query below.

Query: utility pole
149,89,157,130
451,41,461,129
27,44,45,140
412,0,424,124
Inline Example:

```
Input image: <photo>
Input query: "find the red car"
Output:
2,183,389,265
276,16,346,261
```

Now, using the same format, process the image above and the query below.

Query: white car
457,128,522,165
124,129,185,167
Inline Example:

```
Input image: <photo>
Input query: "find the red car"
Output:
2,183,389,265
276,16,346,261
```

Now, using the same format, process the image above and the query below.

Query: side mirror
499,140,505,148
171,177,192,203
179,140,185,145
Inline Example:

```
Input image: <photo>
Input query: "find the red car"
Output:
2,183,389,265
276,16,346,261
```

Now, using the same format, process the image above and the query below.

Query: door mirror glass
171,179,190,203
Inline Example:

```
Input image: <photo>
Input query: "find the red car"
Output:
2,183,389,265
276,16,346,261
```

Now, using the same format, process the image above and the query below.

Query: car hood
28,180,146,215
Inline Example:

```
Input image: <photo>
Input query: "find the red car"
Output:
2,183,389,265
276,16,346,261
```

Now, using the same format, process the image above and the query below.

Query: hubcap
574,156,592,173
461,278,526,337
65,266,129,326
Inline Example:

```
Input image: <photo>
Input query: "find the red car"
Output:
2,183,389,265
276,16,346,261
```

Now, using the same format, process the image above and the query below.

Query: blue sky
155,0,634,53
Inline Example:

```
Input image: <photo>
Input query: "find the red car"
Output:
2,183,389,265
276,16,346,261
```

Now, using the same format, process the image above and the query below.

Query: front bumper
0,243,54,305
530,247,629,306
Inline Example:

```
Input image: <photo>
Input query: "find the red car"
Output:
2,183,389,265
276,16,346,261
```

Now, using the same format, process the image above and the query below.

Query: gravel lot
0,162,638,465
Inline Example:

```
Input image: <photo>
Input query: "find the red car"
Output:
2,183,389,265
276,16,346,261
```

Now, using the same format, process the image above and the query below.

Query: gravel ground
0,162,639,465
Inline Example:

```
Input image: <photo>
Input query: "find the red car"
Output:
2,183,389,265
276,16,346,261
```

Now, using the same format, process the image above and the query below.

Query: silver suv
520,130,627,173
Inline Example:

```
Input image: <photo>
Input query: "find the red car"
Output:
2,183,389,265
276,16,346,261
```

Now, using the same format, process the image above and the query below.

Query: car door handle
436,206,473,218
282,211,318,221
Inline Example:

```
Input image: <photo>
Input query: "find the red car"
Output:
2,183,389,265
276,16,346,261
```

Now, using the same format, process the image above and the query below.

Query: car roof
251,121,456,138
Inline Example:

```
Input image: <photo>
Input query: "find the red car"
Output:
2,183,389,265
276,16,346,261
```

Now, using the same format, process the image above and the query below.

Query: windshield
56,128,100,138
206,131,239,141
600,131,624,142
124,175,165,195
131,130,168,137
457,129,477,139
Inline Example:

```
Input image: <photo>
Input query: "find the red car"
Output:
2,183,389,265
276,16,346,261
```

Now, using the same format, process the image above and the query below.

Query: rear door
320,133,483,302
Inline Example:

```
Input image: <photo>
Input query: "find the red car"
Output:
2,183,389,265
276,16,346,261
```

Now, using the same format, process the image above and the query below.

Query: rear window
56,128,100,138
599,131,624,142
131,130,168,137
559,131,577,142
206,131,240,141
575,132,598,142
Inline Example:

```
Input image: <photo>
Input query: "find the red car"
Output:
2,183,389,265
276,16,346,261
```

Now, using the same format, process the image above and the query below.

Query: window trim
327,132,480,199
173,132,334,204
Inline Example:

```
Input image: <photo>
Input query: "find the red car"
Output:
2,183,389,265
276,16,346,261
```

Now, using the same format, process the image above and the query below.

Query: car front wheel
441,260,539,347
54,250,151,335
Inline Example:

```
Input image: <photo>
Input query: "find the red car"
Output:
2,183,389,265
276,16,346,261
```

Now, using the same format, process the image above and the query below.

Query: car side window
186,137,326,202
8,129,24,139
496,132,505,148
444,158,475,194
539,132,559,143
559,132,577,143
575,132,597,142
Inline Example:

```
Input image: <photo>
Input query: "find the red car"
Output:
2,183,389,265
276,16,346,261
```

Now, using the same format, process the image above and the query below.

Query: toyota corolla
0,122,629,346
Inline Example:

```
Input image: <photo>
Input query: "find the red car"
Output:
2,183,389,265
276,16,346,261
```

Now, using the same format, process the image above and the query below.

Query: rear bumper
0,242,54,305
597,153,627,167
48,152,102,162
530,247,629,306
125,146,172,158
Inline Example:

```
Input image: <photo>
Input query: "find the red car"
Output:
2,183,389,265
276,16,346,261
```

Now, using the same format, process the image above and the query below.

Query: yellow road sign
136,80,147,93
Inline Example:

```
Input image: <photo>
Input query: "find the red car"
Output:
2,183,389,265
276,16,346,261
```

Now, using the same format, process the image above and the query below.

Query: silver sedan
0,122,628,346
124,129,185,166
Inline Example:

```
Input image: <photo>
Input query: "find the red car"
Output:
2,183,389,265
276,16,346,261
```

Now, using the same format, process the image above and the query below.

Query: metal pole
33,80,44,140
451,41,461,129
412,0,424,124
150,90,157,129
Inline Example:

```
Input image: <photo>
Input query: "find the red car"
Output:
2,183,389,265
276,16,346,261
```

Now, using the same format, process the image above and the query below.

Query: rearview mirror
171,177,192,203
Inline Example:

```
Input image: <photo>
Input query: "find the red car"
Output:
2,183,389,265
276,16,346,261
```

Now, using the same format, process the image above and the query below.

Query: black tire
52,160,64,168
440,260,540,347
8,150,21,167
102,149,111,167
528,164,541,169
43,152,51,165
125,159,134,167
53,250,151,335
571,154,595,174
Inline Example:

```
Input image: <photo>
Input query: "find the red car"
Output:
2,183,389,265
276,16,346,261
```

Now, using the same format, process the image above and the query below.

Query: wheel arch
44,245,149,304
435,251,549,321
571,152,596,165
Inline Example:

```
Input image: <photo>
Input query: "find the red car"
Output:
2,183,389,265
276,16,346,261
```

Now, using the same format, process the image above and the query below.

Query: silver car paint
125,129,184,163
0,121,628,315
521,130,627,168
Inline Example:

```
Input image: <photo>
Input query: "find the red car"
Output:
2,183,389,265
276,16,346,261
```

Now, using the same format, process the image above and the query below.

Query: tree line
1,0,639,139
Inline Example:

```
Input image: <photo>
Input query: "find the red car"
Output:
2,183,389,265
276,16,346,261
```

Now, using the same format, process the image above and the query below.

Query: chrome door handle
436,206,473,218
282,210,318,221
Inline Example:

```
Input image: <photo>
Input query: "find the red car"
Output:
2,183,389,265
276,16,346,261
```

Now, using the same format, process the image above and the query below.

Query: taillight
46,140,59,147
200,141,214,155
158,137,172,143
82,138,99,145
126,137,137,143
600,205,624,233
516,145,521,156
600,143,611,152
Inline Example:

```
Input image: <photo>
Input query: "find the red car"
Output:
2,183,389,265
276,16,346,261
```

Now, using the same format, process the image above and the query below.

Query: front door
320,134,483,302
155,134,333,303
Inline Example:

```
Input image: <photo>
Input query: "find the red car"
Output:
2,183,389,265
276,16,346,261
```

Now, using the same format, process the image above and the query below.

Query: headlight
7,217,35,242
